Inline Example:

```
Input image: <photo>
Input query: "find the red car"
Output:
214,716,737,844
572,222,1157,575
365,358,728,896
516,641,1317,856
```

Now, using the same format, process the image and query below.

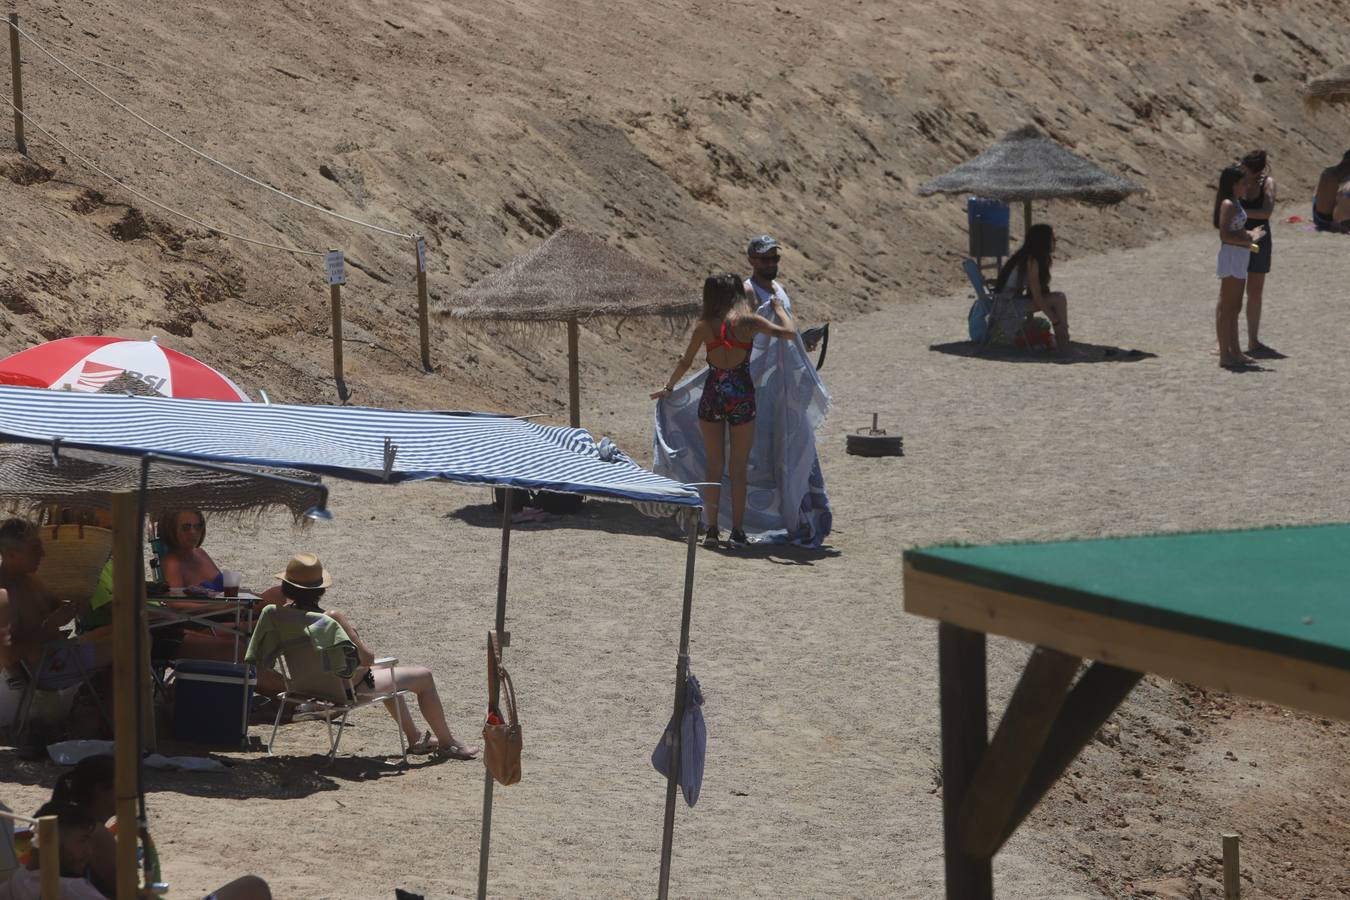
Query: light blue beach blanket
652,290,832,546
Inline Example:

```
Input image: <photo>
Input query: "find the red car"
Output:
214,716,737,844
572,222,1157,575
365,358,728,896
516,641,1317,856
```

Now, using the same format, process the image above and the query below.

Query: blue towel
651,672,706,807
652,288,832,546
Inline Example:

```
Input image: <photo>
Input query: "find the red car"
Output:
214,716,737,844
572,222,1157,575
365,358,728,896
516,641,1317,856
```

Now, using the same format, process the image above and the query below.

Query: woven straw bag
36,524,114,604
482,631,522,786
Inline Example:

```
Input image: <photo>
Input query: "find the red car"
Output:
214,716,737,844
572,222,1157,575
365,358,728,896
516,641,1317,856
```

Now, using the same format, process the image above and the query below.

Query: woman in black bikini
651,273,796,547
1239,150,1276,355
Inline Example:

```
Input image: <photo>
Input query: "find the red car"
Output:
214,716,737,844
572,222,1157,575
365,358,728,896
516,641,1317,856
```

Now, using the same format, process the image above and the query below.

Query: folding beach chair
245,606,413,763
963,257,1033,346
8,641,107,746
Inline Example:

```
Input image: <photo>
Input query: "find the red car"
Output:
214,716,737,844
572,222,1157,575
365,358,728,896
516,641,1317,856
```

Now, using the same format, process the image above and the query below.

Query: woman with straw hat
262,553,480,759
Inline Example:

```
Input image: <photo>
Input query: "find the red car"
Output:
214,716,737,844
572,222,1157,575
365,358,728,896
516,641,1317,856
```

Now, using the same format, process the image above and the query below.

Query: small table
903,524,1350,899
147,590,261,663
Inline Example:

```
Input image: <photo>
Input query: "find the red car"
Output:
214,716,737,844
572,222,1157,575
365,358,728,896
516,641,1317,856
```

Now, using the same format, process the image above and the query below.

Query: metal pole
8,14,25,156
477,489,515,900
657,508,700,899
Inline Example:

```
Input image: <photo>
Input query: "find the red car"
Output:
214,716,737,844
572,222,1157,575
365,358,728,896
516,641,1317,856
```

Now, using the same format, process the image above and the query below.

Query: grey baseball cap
746,234,780,256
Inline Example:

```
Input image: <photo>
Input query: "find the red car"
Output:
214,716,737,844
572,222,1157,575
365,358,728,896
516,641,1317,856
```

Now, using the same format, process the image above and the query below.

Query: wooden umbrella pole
416,235,431,372
111,492,141,900
1023,199,1033,240
567,318,580,428
477,490,515,900
657,508,701,900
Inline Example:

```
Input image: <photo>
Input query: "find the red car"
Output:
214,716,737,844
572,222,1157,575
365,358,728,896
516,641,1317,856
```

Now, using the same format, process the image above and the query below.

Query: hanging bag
482,631,522,786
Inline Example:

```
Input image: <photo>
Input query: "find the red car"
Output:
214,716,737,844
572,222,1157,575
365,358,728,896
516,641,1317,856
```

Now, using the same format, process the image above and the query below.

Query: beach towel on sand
652,292,832,546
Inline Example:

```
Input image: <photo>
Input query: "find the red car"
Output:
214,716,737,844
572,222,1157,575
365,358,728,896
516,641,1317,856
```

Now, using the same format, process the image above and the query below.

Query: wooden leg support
938,631,1144,900
939,623,992,900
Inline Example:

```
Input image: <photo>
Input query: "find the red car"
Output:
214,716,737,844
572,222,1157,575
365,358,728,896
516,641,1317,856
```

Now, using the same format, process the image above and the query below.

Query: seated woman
45,755,272,900
264,553,480,760
993,223,1070,353
158,508,223,592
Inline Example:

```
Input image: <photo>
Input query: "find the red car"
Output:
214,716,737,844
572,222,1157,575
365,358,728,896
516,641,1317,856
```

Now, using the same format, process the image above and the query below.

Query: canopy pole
477,489,515,900
110,492,141,900
1023,200,1033,240
567,318,581,428
657,507,701,899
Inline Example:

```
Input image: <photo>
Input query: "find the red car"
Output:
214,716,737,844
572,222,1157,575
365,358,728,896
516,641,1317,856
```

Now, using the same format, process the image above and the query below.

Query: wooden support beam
999,661,1142,848
37,814,58,900
110,493,141,900
8,14,25,156
938,623,992,900
566,318,580,428
1223,833,1240,899
957,646,1081,859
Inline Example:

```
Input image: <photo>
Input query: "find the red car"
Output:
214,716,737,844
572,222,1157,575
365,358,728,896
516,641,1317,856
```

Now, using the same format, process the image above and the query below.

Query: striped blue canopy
0,385,701,507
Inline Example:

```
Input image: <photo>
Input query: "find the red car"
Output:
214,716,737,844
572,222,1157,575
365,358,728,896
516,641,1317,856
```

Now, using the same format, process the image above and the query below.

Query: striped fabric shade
0,386,701,507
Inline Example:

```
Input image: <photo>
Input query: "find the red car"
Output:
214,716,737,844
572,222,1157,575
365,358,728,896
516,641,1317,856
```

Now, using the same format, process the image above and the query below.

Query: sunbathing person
1312,150,1350,232
0,518,109,679
264,553,480,759
157,508,224,591
993,223,1070,353
47,755,272,900
0,800,105,899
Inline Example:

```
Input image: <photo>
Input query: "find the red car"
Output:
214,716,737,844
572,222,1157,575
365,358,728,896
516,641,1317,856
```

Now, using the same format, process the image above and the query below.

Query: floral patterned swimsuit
697,320,756,425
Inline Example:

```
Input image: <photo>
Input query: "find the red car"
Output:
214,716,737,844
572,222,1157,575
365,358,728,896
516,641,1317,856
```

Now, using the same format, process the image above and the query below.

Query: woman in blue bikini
652,273,796,547
158,508,224,591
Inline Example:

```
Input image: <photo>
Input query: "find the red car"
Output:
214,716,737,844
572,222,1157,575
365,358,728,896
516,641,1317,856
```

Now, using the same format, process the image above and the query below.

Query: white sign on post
415,236,427,274
325,250,346,286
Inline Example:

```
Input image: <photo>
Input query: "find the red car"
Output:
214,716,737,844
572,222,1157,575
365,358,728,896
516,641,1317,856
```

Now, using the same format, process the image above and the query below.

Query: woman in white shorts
1214,164,1268,369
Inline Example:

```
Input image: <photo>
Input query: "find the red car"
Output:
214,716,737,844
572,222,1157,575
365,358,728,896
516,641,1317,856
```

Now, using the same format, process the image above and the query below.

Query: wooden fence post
1222,833,1240,899
8,13,25,156
326,249,348,400
416,235,431,372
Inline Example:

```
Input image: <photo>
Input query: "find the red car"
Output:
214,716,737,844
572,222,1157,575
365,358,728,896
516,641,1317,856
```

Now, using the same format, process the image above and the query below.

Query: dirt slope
0,0,1346,412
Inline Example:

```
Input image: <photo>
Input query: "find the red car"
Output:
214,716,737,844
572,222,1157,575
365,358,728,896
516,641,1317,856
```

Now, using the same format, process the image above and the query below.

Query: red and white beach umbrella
0,336,250,401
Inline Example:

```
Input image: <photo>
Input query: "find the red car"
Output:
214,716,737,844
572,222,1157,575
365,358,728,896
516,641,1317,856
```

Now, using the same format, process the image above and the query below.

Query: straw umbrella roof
918,124,1143,205
1303,64,1350,108
436,227,698,325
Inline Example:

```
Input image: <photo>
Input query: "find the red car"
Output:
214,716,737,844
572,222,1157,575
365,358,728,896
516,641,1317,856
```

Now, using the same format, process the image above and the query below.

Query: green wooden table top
905,524,1350,671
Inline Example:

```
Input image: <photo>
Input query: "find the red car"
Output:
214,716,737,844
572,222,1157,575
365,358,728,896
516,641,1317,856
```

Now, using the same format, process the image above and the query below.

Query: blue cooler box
173,660,255,744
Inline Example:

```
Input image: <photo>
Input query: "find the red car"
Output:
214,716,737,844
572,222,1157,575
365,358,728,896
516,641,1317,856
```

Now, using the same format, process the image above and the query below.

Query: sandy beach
6,224,1349,898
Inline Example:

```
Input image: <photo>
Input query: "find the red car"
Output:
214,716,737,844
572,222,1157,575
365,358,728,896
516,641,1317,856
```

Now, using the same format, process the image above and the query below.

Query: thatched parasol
918,123,1143,236
435,227,698,427
1304,64,1350,108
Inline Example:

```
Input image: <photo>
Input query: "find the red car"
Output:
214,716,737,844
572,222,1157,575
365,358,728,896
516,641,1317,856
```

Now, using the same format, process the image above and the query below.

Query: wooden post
1023,199,1032,240
8,13,25,156
37,815,58,900
330,282,344,386
566,318,580,428
111,493,141,900
938,623,992,900
1223,833,1240,899
416,236,431,372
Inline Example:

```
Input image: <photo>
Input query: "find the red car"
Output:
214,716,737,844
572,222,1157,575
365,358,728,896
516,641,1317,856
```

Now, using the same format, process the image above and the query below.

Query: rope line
5,96,325,257
7,16,416,240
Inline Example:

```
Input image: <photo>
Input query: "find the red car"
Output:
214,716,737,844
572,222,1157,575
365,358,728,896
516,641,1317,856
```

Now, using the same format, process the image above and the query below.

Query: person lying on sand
260,553,480,759
1312,150,1350,232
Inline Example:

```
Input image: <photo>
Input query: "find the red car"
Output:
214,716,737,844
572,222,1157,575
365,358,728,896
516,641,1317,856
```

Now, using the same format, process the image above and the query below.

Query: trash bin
173,660,254,744
967,197,1010,259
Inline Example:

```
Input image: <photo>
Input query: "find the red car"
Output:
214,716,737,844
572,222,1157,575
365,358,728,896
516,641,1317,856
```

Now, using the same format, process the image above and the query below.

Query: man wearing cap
744,235,822,352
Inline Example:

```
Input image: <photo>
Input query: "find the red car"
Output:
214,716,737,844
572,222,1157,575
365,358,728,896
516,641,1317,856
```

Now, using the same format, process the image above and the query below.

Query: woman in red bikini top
651,273,796,547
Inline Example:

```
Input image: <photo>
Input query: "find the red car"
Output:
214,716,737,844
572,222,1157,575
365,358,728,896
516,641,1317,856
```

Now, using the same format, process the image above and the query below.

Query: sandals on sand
408,731,481,760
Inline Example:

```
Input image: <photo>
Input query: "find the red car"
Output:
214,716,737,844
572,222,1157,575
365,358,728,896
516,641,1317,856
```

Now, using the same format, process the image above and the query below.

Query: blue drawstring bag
651,672,705,807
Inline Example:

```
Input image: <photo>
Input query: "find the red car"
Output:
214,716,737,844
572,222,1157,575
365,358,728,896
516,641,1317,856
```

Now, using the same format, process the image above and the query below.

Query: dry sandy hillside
0,0,1346,412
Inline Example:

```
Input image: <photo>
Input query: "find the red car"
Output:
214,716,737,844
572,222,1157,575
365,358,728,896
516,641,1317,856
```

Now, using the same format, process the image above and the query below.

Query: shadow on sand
0,737,470,802
929,340,1158,364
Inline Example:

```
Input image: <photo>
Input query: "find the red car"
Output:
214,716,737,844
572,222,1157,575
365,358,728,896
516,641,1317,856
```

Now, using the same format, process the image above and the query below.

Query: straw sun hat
274,552,333,589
